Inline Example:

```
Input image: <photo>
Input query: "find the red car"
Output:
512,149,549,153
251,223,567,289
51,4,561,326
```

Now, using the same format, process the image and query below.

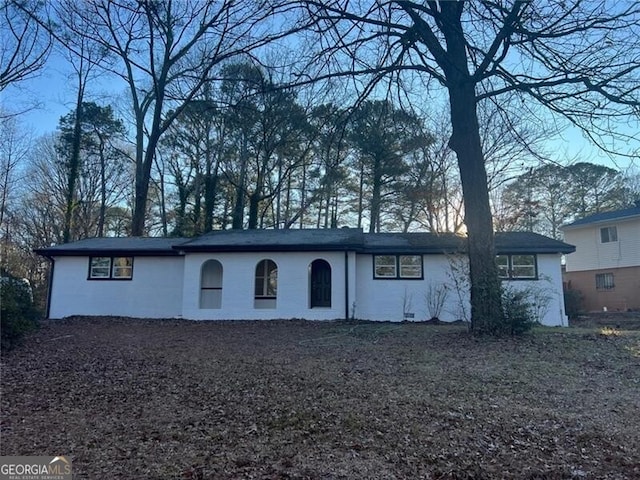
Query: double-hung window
89,256,133,280
496,254,537,280
374,255,423,279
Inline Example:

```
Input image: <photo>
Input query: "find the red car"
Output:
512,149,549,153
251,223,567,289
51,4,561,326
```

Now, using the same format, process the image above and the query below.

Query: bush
502,287,536,336
563,289,584,319
1,277,40,351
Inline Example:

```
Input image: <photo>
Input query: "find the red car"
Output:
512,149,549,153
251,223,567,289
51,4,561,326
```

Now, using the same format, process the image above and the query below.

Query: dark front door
311,260,331,308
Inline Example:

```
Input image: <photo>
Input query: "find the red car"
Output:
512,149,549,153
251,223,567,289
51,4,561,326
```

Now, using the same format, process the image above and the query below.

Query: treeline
5,71,636,252
4,64,480,245
494,163,638,239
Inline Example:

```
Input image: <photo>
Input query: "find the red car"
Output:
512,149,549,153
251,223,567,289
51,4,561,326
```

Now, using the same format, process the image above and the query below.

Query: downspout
44,256,55,319
344,250,349,320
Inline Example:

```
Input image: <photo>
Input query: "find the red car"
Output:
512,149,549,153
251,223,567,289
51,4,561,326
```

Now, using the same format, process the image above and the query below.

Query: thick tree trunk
248,191,260,229
448,81,504,335
131,140,157,236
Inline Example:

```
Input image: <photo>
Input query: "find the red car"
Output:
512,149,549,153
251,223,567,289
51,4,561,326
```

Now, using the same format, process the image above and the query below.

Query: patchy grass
1,318,639,479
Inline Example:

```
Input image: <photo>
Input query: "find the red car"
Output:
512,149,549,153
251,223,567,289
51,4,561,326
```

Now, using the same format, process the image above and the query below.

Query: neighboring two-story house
561,201,640,312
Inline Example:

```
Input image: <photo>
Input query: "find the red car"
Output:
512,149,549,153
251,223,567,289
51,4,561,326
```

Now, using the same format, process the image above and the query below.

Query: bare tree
0,0,52,91
301,1,640,334
0,115,29,230
45,0,307,236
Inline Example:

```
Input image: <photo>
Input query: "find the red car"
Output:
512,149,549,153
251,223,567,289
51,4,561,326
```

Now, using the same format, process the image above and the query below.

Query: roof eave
561,212,640,230
176,244,364,253
34,249,183,257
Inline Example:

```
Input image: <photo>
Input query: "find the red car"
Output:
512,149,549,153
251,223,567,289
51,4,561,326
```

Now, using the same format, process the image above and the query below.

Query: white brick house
36,228,575,326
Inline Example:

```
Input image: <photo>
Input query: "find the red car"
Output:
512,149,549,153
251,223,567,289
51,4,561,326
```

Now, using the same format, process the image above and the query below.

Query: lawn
1,318,639,479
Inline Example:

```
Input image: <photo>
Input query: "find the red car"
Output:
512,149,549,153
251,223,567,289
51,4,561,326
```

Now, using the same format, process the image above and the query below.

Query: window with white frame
595,273,615,290
200,259,223,309
255,259,278,298
600,226,618,243
399,255,422,278
89,256,133,280
374,255,396,278
374,255,423,279
496,254,537,280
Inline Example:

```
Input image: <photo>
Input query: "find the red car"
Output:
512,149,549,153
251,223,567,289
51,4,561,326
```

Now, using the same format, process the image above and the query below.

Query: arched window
310,259,332,308
200,260,223,309
254,259,277,309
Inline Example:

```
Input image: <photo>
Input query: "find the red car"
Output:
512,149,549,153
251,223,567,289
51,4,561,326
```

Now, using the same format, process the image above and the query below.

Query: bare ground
1,317,639,479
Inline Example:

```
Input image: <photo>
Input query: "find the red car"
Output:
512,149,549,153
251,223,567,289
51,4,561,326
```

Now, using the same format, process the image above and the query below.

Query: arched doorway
310,259,331,308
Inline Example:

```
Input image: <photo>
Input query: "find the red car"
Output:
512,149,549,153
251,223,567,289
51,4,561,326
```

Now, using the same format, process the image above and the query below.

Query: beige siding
564,266,640,312
563,217,640,272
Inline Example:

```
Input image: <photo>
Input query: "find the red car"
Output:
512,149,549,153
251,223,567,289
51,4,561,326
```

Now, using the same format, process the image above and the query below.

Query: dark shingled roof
362,232,464,253
34,237,188,257
177,228,364,252
35,229,575,256
562,203,640,229
362,231,574,254
494,232,575,254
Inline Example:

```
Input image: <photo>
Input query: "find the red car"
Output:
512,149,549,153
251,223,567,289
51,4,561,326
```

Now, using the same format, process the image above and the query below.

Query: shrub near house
1,276,39,350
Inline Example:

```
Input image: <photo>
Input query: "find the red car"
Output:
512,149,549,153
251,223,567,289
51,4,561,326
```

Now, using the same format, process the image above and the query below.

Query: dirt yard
1,318,639,479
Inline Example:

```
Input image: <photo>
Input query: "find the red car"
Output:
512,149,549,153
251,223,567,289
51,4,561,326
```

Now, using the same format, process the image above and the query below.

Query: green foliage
501,287,537,336
499,162,632,239
1,277,40,351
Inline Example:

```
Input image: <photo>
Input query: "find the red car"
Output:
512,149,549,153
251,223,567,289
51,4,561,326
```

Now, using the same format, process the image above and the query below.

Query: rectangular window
399,255,422,278
112,257,133,279
496,255,510,279
511,255,536,279
496,254,537,280
374,255,397,278
595,273,615,290
374,255,422,279
600,226,618,243
90,257,111,278
89,256,133,280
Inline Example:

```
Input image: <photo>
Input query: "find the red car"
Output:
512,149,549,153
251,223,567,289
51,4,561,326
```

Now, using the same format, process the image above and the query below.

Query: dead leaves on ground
1,318,639,479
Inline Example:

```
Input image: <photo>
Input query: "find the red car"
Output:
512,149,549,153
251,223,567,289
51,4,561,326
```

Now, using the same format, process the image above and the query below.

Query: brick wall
564,266,640,312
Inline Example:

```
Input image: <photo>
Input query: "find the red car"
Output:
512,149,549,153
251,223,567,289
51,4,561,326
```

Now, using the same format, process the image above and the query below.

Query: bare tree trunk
369,158,382,233
448,80,504,335
62,83,85,243
97,141,107,237
232,138,249,230
357,159,364,229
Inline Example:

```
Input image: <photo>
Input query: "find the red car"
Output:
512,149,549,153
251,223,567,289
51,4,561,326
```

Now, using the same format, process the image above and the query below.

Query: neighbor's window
496,254,537,280
374,255,423,279
255,259,277,298
595,273,615,290
600,226,618,243
89,256,133,280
